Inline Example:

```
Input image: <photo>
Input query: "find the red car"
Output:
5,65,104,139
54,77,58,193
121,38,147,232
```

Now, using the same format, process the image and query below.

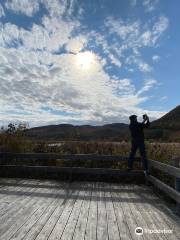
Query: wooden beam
173,158,180,215
147,175,180,203
0,152,141,162
149,159,180,178
0,165,144,177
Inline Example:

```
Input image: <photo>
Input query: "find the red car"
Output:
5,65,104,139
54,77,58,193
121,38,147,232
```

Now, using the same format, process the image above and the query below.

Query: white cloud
125,56,152,73
138,61,152,72
109,54,122,68
105,15,169,48
105,17,140,41
0,4,5,17
137,79,157,95
140,31,152,46
5,0,39,16
0,23,20,47
143,0,159,12
152,16,169,43
109,78,135,96
0,46,161,126
131,0,159,12
41,0,66,18
0,1,168,126
0,17,80,53
65,36,87,54
5,0,83,19
160,96,168,101
152,55,160,62
137,16,169,48
40,0,83,20
104,15,169,73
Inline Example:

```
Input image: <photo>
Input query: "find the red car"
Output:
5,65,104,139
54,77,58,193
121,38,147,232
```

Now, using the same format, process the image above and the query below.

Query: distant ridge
26,106,180,141
152,105,180,129
27,123,129,141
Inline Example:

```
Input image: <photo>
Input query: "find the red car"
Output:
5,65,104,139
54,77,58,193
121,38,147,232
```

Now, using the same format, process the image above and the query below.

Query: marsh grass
1,139,179,187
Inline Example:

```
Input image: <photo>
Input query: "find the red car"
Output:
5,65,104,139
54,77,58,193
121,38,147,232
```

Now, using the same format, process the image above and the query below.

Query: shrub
0,123,34,153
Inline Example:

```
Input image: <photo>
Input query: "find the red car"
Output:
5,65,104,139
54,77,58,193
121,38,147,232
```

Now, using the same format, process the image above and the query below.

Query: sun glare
76,51,95,70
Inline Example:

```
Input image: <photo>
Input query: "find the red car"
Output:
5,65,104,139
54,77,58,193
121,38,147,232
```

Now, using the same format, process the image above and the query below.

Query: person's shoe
144,170,149,177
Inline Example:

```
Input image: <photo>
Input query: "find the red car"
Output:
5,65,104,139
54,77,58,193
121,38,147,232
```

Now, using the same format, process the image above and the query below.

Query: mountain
146,105,180,141
151,105,180,130
26,123,129,141
26,106,180,141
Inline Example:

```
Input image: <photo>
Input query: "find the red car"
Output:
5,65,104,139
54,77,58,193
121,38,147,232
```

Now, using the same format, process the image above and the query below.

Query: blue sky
0,0,179,127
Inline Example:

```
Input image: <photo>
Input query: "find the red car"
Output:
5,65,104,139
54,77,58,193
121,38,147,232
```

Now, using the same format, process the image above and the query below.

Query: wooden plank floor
0,178,179,240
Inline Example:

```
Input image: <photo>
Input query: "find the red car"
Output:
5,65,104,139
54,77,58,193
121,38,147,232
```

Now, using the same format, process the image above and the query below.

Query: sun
76,51,95,70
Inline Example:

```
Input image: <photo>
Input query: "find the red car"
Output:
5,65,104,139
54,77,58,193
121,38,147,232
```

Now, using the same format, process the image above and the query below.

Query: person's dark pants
128,140,148,171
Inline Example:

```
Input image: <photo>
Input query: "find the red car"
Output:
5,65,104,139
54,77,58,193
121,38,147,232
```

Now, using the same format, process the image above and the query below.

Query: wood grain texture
0,178,179,240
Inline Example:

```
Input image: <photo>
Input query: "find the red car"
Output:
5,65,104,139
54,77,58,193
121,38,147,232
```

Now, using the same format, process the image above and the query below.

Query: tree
0,122,34,153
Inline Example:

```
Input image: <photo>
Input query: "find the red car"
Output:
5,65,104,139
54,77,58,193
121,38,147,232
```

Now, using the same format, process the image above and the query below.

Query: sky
0,0,179,127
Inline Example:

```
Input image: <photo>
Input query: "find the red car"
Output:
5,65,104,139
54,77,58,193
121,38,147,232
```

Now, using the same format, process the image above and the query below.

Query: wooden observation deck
0,153,180,239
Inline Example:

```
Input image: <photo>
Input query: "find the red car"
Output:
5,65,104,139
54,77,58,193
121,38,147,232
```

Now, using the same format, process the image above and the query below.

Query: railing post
173,158,180,215
69,155,73,182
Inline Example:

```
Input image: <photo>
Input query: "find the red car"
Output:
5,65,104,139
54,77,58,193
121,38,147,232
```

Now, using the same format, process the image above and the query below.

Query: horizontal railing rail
0,165,144,176
147,175,180,203
0,152,140,162
148,158,180,215
149,159,180,178
0,152,144,180
0,153,145,186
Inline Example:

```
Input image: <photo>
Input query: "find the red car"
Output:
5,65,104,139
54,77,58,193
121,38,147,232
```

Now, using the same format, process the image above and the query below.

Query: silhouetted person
128,114,150,175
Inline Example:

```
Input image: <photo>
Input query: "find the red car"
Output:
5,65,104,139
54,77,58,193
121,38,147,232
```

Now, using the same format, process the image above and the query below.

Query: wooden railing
148,158,180,215
0,152,142,177
0,152,135,162
0,152,180,215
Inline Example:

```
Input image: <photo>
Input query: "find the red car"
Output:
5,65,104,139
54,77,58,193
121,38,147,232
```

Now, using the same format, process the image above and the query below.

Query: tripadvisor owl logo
135,227,143,235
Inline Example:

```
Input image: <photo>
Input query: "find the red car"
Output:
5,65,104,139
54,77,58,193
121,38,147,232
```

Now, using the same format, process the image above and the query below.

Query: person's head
129,115,137,123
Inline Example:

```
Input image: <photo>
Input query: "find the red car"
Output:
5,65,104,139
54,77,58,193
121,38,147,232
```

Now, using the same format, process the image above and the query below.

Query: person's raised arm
142,114,150,128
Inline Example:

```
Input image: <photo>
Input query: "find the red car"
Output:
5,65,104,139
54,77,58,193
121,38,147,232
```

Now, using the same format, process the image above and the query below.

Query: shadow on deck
0,178,179,240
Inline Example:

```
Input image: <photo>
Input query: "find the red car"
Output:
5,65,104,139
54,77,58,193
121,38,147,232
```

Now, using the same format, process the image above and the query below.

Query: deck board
96,182,108,240
84,182,98,240
0,178,179,240
72,183,92,240
105,183,120,240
